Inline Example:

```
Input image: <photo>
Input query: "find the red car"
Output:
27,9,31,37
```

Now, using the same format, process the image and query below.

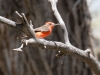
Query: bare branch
15,11,23,18
12,12,40,51
48,0,70,44
0,16,17,27
0,16,29,35
21,38,100,75
21,13,37,39
16,12,39,42
13,44,24,51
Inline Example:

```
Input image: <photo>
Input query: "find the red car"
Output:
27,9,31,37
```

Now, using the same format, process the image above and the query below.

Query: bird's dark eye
49,23,51,25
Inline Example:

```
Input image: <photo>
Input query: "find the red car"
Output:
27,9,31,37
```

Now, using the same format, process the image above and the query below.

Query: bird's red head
45,22,59,29
45,22,55,29
45,22,54,25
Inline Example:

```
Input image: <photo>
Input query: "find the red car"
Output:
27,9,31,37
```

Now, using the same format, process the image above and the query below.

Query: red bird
17,22,59,39
34,22,59,38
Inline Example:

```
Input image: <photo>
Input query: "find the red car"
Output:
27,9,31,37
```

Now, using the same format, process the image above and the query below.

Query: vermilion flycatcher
17,22,59,39
34,22,59,38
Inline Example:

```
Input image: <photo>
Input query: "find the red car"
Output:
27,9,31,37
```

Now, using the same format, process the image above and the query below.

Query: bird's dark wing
34,25,49,32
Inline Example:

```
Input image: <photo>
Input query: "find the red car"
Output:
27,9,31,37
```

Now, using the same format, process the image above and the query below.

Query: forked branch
48,0,69,44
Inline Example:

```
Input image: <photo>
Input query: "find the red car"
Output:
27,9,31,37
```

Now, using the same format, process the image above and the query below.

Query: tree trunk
0,0,93,75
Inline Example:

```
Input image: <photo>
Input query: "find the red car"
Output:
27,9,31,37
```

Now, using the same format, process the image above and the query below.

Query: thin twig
13,44,24,51
21,13,39,42
15,11,22,18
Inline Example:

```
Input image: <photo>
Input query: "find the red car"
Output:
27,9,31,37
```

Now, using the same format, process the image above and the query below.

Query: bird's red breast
35,31,51,38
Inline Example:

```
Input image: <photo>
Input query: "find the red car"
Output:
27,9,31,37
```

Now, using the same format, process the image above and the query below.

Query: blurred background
87,0,100,61
0,0,99,75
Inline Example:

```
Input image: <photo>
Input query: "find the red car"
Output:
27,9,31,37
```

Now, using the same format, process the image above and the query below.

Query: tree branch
0,15,32,36
0,16,19,29
21,38,100,75
0,0,100,75
48,0,70,44
16,12,39,42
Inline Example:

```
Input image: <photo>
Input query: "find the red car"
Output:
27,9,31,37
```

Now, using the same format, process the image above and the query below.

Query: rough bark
0,0,93,75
